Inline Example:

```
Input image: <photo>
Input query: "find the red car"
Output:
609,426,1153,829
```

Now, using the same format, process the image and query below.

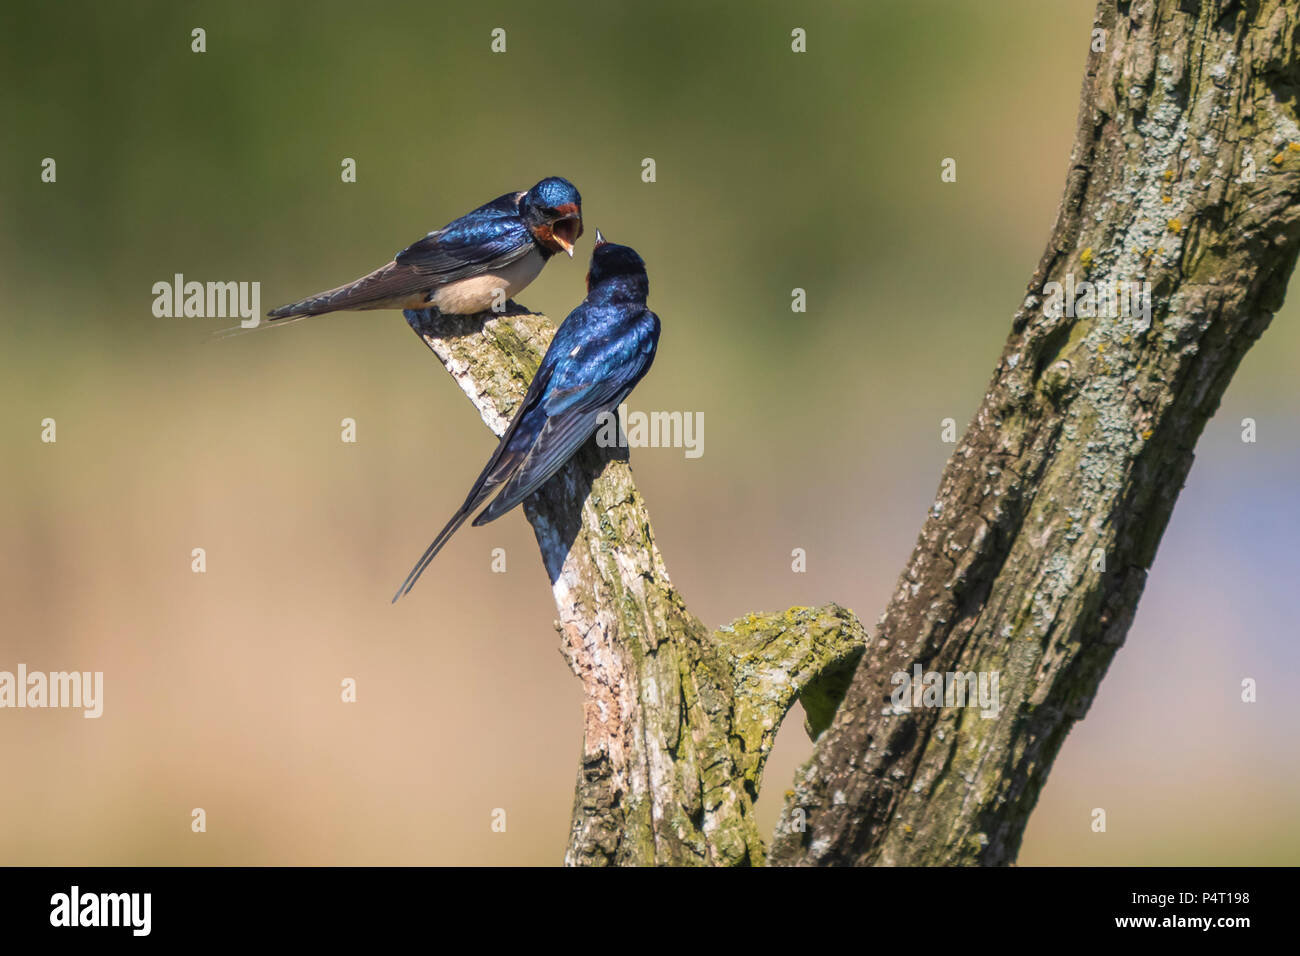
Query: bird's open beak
552,205,583,258
594,228,607,246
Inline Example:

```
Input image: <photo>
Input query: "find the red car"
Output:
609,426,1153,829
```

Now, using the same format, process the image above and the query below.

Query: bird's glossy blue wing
471,314,658,525
394,192,534,284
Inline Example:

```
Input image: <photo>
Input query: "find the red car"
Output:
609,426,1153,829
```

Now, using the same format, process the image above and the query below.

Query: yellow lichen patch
1080,247,1094,268
1289,142,1300,153
1161,194,1172,203
1162,170,1175,182
1167,219,1182,233
1142,429,1154,440
1096,342,1107,353
1272,153,1285,166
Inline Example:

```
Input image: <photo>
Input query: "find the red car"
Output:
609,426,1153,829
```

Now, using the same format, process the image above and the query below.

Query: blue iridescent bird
393,232,660,601
266,177,583,320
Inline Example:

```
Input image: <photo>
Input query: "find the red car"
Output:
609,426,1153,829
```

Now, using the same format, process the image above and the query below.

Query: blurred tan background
1,0,1296,865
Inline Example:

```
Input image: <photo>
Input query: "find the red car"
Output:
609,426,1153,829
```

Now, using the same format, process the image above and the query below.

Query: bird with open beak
392,231,660,601
266,176,583,321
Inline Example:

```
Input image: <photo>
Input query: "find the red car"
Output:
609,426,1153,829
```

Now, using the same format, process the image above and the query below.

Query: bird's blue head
585,230,649,302
521,176,584,258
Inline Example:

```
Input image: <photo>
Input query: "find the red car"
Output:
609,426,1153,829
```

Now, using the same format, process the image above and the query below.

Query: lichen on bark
769,0,1300,867
402,0,1300,869
405,306,868,866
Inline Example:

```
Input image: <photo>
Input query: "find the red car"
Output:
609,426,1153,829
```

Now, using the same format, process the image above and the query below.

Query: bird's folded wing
472,357,650,526
395,197,535,285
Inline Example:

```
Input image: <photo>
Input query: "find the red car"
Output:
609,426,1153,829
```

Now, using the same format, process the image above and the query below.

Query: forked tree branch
405,307,867,865
407,0,1300,867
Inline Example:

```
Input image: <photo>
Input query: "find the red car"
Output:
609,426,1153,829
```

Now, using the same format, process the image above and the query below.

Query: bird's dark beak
552,205,583,258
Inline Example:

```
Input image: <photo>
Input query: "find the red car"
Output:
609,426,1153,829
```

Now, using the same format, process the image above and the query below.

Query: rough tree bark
407,0,1300,866
405,307,868,865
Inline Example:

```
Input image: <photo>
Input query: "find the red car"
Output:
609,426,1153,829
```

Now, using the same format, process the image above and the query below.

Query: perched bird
266,176,583,320
393,232,660,602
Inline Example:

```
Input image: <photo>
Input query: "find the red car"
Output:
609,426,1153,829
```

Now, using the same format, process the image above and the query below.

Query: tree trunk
770,0,1300,866
407,0,1300,866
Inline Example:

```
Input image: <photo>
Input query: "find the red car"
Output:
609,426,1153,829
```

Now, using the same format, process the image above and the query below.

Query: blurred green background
2,0,1296,865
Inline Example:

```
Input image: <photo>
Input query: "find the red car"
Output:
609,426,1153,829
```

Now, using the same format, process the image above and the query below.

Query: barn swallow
393,232,660,601
266,176,583,320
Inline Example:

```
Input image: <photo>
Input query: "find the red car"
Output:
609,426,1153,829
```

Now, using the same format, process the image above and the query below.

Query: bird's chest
428,247,547,314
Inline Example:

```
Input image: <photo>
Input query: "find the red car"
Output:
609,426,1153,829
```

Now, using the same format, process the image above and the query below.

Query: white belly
429,247,547,314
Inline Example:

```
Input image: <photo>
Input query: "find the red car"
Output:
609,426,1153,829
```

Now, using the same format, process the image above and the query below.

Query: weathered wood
405,307,867,865
768,0,1300,866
